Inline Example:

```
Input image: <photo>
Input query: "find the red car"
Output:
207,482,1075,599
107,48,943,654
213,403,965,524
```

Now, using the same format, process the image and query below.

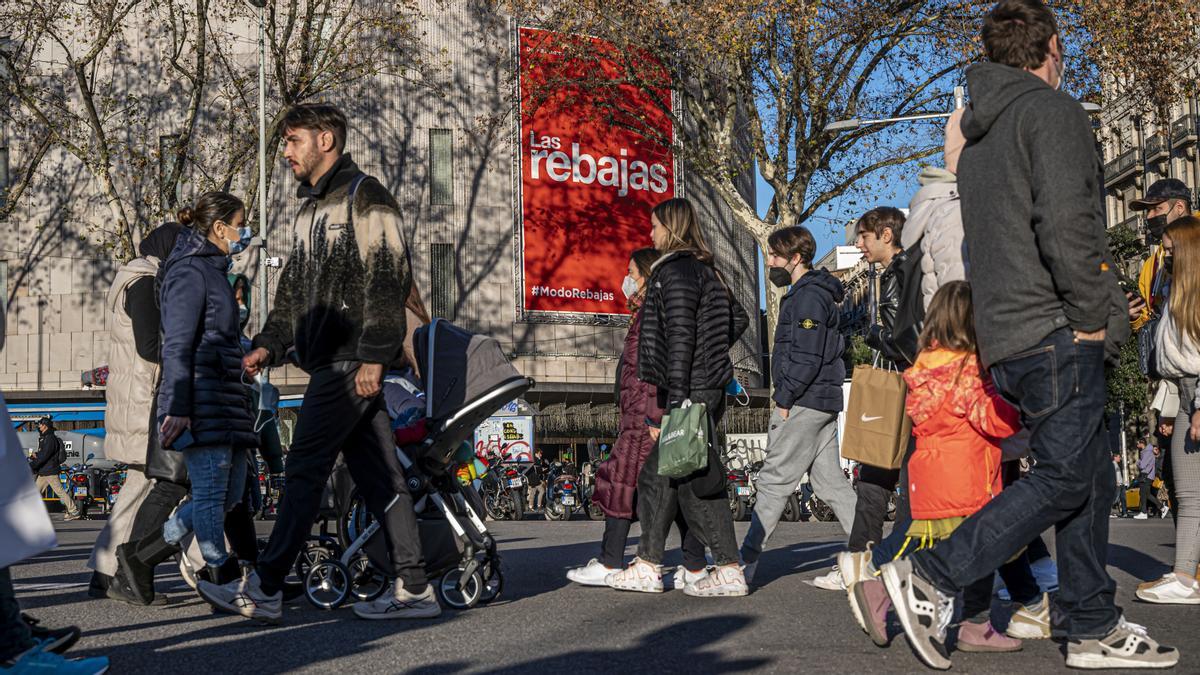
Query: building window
159,134,181,210
430,243,457,320
429,129,453,206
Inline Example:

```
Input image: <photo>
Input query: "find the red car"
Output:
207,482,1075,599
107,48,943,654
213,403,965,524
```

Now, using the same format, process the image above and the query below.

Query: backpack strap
347,173,370,230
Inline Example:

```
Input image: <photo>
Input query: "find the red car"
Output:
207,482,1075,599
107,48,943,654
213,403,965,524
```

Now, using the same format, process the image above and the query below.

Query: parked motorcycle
727,468,754,521
544,461,582,521
581,445,605,521
481,461,525,521
105,465,128,511
66,454,109,519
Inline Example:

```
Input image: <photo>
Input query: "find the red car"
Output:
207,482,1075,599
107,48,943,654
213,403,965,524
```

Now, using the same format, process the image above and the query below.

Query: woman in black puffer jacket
605,197,750,598
157,192,258,582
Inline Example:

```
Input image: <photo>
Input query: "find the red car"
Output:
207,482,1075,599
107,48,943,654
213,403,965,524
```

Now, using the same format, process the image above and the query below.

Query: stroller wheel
305,559,351,610
349,553,388,602
436,567,483,610
294,542,335,581
480,563,504,604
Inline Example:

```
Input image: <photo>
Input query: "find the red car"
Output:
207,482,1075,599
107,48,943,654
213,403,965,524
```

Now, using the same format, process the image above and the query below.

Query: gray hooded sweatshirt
958,62,1128,367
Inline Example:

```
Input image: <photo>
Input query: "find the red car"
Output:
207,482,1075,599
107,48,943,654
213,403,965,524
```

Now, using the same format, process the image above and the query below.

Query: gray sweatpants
740,406,858,564
1172,377,1200,577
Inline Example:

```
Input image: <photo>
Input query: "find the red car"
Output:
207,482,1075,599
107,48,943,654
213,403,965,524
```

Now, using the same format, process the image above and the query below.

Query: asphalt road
9,515,1195,674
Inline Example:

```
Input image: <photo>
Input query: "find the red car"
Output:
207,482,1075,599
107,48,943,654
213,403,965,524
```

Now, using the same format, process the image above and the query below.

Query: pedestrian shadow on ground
408,614,769,674
1108,543,1171,584
752,540,844,588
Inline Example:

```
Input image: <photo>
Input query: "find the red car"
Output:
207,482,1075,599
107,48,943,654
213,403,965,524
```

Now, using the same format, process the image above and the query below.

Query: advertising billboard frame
510,22,686,326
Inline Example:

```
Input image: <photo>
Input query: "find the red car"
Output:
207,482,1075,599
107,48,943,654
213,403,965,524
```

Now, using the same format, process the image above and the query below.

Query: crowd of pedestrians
0,0,1195,672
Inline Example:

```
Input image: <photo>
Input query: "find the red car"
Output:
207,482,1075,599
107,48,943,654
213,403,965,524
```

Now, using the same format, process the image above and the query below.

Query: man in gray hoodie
878,0,1177,670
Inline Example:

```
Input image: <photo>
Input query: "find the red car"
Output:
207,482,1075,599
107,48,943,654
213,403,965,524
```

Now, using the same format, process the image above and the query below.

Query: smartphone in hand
172,428,195,451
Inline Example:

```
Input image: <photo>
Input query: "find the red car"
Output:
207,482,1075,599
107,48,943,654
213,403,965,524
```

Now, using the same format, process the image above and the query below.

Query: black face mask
1163,255,1174,275
768,264,794,288
1147,215,1168,241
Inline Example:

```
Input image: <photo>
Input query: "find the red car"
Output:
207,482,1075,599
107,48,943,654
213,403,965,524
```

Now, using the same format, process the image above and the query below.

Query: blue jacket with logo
772,269,846,412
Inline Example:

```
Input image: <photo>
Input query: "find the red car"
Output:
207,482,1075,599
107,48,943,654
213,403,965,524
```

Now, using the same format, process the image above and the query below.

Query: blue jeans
163,446,247,567
911,328,1120,640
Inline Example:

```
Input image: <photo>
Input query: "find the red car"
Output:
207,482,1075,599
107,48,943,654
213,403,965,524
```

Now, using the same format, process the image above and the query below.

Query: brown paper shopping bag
841,364,911,470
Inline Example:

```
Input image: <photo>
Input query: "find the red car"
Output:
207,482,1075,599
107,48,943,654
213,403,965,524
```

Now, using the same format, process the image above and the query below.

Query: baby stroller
301,319,534,610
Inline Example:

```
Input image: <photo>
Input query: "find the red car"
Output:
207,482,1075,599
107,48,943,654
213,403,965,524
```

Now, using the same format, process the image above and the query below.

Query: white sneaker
1030,556,1059,594
1006,593,1051,639
807,567,845,591
1134,513,1149,520
177,553,198,591
1135,573,1200,605
683,566,748,597
672,566,708,590
566,559,619,587
1161,507,1171,519
197,571,282,623
837,550,872,588
605,558,663,593
353,583,442,619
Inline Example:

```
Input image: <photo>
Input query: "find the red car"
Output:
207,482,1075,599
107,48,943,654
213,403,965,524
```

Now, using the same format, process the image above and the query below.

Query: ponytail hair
178,191,244,236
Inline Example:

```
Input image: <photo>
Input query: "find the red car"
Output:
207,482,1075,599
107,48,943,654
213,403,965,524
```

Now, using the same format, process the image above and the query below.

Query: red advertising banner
517,27,676,317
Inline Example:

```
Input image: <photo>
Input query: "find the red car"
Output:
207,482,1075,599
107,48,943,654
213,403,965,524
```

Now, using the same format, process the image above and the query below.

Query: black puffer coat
638,251,749,408
157,231,257,449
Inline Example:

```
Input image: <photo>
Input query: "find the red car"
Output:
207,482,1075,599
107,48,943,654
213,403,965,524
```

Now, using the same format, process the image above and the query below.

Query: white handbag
0,392,57,569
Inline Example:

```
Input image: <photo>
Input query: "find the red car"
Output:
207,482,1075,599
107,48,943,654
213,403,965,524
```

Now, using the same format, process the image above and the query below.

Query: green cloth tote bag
657,399,710,478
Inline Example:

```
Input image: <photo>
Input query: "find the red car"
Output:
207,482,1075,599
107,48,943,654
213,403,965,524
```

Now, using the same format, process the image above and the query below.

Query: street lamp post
247,0,269,384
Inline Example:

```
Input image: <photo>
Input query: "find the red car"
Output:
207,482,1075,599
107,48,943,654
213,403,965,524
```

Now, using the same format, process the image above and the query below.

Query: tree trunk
97,165,134,259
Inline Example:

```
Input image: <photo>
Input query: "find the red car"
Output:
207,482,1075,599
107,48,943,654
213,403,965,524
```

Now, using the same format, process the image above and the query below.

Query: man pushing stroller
199,103,439,622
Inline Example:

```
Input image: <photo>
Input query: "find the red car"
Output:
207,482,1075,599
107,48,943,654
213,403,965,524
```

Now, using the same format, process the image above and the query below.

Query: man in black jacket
879,1,1175,670
30,418,79,520
199,103,437,623
834,207,908,587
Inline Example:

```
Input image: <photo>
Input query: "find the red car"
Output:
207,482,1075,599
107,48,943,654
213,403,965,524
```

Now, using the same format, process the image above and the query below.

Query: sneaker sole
682,587,748,597
1135,591,1200,605
568,576,613,587
353,607,442,620
196,584,282,625
1066,652,1180,670
957,641,1023,654
881,564,952,671
846,583,867,634
850,582,888,647
1005,622,1051,640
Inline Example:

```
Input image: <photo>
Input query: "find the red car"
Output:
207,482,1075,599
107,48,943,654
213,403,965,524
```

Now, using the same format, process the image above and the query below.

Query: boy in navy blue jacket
740,227,858,585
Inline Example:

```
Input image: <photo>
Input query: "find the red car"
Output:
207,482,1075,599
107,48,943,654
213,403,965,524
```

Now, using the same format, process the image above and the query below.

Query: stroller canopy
416,320,523,421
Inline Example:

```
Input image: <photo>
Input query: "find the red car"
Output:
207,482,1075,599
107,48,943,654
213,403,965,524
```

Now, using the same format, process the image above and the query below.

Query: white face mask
621,275,639,299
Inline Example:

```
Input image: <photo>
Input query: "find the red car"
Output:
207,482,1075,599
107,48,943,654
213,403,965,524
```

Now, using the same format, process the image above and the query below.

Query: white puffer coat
902,167,965,311
103,257,160,465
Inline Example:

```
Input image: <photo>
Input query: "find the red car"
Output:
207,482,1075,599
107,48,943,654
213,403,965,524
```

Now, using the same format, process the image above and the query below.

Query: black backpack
891,237,927,366
53,434,67,466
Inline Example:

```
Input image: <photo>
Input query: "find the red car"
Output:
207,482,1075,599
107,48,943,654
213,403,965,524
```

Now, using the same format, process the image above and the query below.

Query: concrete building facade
0,3,761,440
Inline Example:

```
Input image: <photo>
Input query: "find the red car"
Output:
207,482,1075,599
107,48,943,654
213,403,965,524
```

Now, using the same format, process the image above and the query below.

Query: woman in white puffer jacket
901,109,967,311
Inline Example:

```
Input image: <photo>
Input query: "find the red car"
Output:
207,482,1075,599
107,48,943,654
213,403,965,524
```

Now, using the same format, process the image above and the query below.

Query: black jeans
600,513,706,571
257,362,427,594
0,568,32,661
636,391,739,566
912,328,1119,639
960,556,1041,623
1140,478,1162,514
128,479,189,543
848,465,898,552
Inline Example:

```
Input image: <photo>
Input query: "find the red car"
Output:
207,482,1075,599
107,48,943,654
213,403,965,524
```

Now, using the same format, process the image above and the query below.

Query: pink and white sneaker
605,558,664,593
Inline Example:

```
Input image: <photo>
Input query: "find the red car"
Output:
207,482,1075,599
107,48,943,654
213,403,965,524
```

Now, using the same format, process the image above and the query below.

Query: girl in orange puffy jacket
901,281,1024,649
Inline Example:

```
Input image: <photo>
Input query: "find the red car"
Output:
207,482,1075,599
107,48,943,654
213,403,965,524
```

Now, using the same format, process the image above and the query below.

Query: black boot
105,567,150,607
197,557,243,586
87,571,111,599
116,532,181,605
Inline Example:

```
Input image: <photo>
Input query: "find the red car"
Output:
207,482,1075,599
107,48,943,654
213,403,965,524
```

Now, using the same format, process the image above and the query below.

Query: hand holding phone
160,415,192,449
